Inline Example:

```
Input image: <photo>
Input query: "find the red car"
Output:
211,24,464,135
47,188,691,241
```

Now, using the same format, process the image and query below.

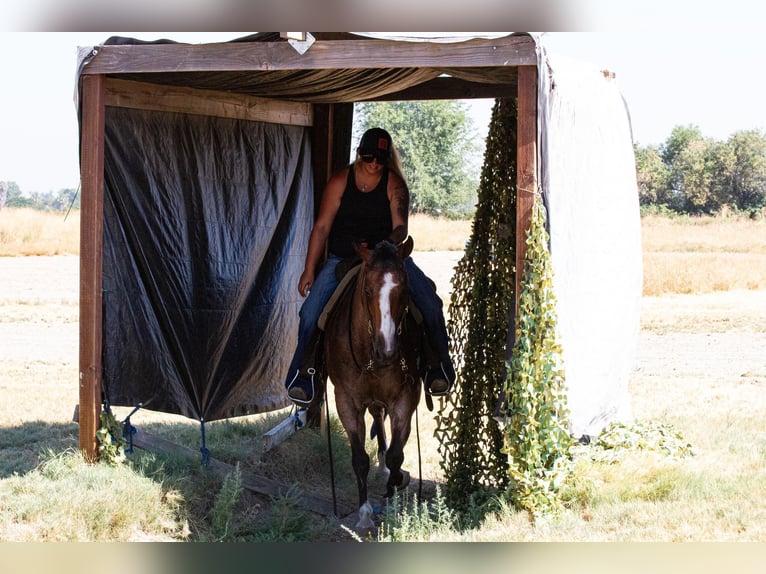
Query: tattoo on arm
391,181,409,222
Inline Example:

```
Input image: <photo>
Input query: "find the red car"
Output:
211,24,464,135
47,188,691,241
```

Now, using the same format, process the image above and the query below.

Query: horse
323,236,422,533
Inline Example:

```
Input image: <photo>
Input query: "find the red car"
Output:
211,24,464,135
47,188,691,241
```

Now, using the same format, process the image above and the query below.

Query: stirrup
425,363,452,397
287,368,316,406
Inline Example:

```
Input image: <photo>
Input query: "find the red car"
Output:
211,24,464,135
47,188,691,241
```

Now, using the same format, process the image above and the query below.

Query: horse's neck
349,279,372,347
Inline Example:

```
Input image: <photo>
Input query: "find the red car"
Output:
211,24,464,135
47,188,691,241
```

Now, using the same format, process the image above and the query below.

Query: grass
1,208,766,541
0,208,80,256
4,207,763,296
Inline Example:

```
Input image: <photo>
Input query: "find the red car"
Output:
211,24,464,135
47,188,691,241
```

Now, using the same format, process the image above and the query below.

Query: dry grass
4,208,764,298
0,208,80,256
641,214,766,296
408,213,472,251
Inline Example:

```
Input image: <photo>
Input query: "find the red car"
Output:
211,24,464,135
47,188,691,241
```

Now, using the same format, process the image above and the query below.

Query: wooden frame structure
77,33,539,459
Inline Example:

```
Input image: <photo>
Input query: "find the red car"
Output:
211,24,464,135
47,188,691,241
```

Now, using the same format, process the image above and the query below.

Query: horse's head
353,237,414,366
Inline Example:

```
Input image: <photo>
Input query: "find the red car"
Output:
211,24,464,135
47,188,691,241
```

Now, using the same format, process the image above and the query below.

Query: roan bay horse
323,236,422,532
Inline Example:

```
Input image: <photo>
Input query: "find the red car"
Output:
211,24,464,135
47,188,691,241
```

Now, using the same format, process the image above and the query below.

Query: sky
1,28,765,195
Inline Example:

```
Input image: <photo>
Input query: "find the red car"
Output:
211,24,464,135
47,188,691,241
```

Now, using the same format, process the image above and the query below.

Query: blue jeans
284,255,453,387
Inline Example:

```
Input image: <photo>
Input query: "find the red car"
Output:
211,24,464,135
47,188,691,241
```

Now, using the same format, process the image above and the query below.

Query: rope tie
199,419,210,466
121,404,142,454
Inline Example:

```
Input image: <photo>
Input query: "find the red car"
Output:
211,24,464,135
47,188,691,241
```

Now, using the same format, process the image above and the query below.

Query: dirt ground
1,253,765,427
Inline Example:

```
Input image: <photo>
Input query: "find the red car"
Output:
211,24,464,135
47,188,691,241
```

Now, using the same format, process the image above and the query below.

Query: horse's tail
370,410,388,439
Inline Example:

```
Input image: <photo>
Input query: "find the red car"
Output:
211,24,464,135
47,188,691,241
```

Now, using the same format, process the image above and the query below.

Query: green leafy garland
435,98,518,510
501,197,573,519
436,97,573,519
96,407,126,466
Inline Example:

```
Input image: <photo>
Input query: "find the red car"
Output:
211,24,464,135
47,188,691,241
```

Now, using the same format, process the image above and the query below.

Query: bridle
349,261,411,375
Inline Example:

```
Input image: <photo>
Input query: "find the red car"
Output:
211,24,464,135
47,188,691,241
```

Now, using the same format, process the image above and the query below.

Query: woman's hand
298,269,314,297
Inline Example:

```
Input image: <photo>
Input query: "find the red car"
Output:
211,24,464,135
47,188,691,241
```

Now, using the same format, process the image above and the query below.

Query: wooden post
515,65,538,313
78,74,106,461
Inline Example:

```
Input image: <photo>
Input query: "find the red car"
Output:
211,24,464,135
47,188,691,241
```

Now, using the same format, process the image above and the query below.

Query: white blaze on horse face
378,272,398,354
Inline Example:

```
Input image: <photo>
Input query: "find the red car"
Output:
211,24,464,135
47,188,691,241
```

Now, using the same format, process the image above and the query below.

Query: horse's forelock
371,241,401,269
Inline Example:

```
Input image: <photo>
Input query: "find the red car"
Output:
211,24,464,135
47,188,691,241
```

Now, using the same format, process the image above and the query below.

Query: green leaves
95,408,126,466
501,198,573,520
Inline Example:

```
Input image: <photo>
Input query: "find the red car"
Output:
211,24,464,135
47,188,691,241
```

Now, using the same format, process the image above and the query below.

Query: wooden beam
81,36,537,75
105,78,313,126
515,65,538,314
366,76,517,102
78,74,106,462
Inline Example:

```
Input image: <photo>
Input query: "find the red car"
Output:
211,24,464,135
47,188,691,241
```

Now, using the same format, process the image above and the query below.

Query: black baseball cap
358,128,392,159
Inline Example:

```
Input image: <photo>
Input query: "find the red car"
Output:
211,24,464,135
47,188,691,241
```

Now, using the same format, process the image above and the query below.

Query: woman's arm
387,172,410,245
298,168,347,296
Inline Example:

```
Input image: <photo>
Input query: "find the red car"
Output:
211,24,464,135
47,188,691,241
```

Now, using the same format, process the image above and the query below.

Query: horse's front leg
337,400,374,532
384,402,415,498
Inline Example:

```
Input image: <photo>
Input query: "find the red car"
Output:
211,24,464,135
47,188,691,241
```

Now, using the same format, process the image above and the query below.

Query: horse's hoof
386,469,411,497
354,501,376,538
376,452,390,476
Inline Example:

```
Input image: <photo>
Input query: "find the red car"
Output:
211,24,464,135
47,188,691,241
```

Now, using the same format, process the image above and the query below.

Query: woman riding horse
284,127,455,406
324,237,421,531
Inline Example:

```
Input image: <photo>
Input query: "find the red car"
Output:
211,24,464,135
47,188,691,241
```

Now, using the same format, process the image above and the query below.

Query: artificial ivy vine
96,407,126,466
435,97,573,519
501,197,573,519
435,97,518,510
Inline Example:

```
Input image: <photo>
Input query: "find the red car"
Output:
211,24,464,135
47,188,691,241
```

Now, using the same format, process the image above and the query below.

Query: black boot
286,329,324,406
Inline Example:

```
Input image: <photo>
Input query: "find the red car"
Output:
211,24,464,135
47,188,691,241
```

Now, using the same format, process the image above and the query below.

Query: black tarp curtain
101,107,313,421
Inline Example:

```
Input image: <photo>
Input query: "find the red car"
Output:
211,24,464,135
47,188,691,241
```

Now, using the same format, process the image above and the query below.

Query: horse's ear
398,235,414,259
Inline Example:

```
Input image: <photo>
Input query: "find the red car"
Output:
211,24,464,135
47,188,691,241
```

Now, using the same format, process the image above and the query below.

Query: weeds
377,486,458,542
209,463,243,540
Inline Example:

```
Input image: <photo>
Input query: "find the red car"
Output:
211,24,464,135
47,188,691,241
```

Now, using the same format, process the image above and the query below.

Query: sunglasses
360,152,388,164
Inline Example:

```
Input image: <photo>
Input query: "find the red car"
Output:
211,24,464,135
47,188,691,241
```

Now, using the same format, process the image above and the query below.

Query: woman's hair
353,138,408,185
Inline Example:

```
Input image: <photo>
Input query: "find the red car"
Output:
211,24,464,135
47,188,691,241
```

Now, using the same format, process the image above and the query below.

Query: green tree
354,101,480,217
720,129,766,213
661,125,717,214
2,183,79,211
634,144,672,208
3,182,33,208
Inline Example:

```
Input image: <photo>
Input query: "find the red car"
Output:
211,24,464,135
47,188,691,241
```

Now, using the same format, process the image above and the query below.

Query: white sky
1,30,765,194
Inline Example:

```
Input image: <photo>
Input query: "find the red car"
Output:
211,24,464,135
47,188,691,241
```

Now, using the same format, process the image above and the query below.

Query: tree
354,101,480,217
2,183,80,211
3,182,33,208
634,144,672,208
661,125,717,214
720,130,766,213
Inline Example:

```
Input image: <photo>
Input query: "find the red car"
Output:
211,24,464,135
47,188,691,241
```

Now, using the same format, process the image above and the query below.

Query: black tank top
327,165,393,258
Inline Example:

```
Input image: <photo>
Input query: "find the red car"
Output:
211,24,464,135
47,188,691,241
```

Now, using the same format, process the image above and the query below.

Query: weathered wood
81,36,537,75
105,78,313,125
261,415,299,453
367,76,517,102
129,426,355,518
515,65,538,313
78,74,105,462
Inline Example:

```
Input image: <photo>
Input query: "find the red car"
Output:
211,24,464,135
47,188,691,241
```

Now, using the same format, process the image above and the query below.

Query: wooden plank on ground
128,426,355,518
261,415,299,453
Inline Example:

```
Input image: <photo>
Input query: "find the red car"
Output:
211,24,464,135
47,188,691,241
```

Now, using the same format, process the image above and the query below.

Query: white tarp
536,43,643,437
